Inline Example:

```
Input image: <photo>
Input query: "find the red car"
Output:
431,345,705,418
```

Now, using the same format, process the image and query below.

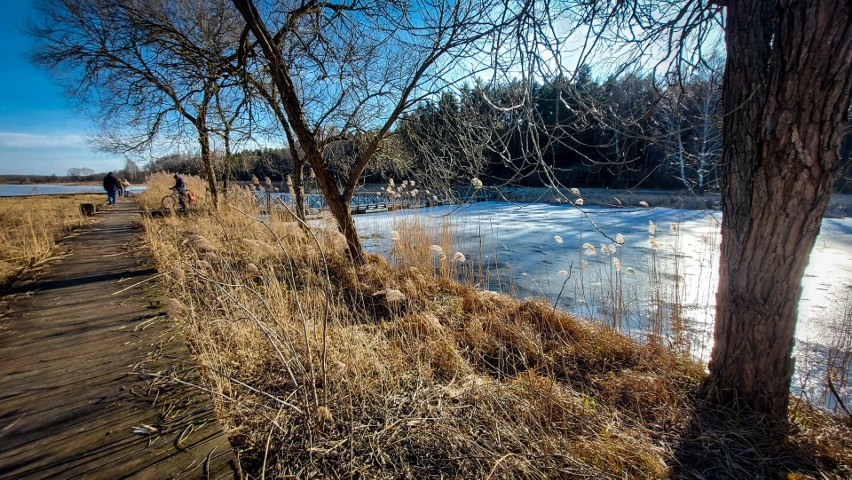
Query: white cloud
0,131,89,149
0,130,124,176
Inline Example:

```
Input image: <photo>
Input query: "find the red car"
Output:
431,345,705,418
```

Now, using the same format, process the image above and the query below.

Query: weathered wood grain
0,201,239,479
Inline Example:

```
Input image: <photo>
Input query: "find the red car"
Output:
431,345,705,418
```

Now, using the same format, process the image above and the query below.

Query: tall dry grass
0,194,102,285
139,175,851,478
135,172,211,211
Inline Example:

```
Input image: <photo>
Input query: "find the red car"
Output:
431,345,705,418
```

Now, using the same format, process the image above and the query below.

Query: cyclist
171,174,187,210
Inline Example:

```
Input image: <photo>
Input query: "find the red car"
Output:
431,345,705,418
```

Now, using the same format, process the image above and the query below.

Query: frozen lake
355,201,852,408
0,184,146,196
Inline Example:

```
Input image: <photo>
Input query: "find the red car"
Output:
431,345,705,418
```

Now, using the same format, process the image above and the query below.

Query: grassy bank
139,176,851,478
0,194,102,286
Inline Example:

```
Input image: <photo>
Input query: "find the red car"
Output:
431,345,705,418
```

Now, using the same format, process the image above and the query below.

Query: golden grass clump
134,171,214,211
138,173,852,478
0,194,102,285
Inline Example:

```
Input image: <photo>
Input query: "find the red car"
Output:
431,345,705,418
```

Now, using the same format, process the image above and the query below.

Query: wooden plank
0,202,238,479
1,411,231,479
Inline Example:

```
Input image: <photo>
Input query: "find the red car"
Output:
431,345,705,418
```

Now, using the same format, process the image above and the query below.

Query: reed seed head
649,236,659,250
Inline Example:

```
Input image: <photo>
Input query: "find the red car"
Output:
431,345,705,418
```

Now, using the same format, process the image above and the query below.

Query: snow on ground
356,201,852,408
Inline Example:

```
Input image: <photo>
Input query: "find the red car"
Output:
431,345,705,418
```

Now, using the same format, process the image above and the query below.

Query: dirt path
0,200,239,479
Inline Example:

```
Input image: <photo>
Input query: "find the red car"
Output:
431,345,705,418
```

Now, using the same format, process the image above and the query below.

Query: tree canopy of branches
230,0,528,261
32,0,247,208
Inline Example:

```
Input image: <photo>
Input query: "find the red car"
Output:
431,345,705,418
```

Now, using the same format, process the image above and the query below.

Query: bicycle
161,189,196,210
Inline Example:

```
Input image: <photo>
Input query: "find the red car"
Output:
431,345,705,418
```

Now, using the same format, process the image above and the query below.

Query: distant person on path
103,172,121,205
121,178,131,197
172,174,187,210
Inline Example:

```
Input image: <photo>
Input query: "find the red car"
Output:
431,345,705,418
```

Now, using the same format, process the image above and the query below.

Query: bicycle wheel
161,194,177,210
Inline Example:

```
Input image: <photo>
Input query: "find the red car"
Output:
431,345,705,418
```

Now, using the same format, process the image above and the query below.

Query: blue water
0,184,146,196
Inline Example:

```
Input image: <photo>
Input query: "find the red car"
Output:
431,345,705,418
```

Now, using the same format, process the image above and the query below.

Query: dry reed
0,194,102,285
137,176,852,479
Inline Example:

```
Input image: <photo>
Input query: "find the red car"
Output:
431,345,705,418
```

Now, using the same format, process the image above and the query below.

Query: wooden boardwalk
0,200,239,479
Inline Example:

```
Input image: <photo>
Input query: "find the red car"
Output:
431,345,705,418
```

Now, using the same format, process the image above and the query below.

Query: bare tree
32,0,244,208
231,0,523,261
656,64,722,194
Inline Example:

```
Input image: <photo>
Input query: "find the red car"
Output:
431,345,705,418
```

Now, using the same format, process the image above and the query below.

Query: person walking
121,178,132,197
103,172,121,205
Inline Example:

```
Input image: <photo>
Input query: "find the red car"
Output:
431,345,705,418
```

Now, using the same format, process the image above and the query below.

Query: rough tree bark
709,0,852,420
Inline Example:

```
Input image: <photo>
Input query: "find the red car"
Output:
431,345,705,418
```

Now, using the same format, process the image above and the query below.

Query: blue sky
0,1,125,176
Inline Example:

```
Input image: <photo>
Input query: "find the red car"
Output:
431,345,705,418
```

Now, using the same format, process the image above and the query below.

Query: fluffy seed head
615,233,625,245
554,235,563,244
649,236,659,250
451,252,466,263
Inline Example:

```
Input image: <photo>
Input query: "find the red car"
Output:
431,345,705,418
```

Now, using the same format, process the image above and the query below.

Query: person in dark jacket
172,174,187,210
103,172,121,205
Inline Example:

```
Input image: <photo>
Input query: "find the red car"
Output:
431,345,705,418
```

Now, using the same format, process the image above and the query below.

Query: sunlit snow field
356,201,852,408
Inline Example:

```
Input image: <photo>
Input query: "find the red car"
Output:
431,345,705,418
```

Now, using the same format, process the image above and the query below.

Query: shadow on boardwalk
0,200,239,479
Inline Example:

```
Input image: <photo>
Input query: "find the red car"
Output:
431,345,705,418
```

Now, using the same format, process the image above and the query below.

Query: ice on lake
355,201,852,408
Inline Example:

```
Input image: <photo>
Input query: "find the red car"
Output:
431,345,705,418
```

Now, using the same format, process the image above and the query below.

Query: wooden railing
254,189,492,214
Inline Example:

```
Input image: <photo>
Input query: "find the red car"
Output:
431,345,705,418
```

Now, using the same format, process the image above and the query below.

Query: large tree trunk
709,0,852,420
